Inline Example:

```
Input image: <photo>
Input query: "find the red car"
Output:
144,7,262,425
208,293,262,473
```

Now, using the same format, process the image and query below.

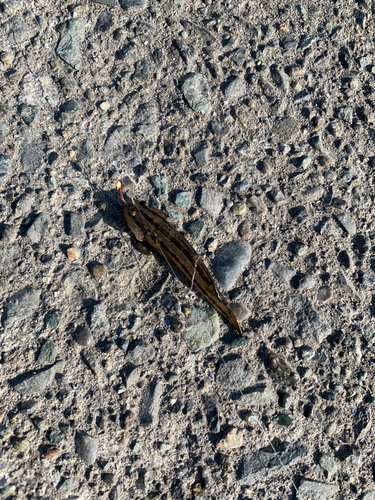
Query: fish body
123,201,242,336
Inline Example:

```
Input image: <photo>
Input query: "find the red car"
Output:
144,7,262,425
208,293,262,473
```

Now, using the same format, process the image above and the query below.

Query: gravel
1,1,375,499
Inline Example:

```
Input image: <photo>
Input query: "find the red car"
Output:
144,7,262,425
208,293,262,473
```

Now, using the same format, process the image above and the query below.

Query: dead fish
116,180,242,336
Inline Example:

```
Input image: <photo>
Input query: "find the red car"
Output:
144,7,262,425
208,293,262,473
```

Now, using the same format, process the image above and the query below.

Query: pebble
231,202,246,215
56,19,84,69
272,117,299,142
267,187,287,205
139,381,162,427
192,141,210,167
175,40,196,65
249,195,267,214
91,264,107,280
290,295,330,345
66,247,80,260
216,358,253,390
317,286,331,302
230,303,250,322
150,175,168,200
73,325,93,347
18,104,39,125
0,224,17,243
26,213,51,244
289,206,309,224
0,154,10,182
267,260,296,284
213,242,251,291
238,220,251,238
223,76,246,98
2,287,40,329
198,187,224,217
174,191,191,208
188,219,205,238
126,340,156,365
319,454,337,479
12,361,65,395
238,442,308,483
119,0,147,10
184,305,220,350
21,139,44,171
89,303,109,333
75,431,98,464
216,428,243,450
37,340,57,365
334,213,357,236
297,479,339,499
181,73,211,116
65,212,86,239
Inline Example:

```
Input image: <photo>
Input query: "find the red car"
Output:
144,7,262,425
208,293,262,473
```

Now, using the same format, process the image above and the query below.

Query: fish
116,180,242,336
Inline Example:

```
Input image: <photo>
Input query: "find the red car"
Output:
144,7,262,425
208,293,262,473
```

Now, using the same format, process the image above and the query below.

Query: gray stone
290,295,330,345
139,381,162,426
267,187,287,205
297,479,339,499
89,303,109,332
26,213,51,243
213,242,251,291
193,141,210,167
223,76,246,98
119,0,147,10
238,441,308,484
317,286,331,302
271,68,289,92
318,454,337,479
57,477,80,493
0,224,17,243
240,387,278,407
354,405,372,442
181,73,211,116
0,154,10,182
198,188,224,217
18,104,38,125
56,19,84,69
184,306,220,351
12,361,65,395
75,431,98,464
188,219,205,238
103,127,132,161
21,140,44,171
61,99,81,114
211,121,231,136
267,260,296,284
334,213,356,236
73,325,94,347
44,309,62,329
174,191,191,208
150,175,168,200
37,340,57,365
126,341,156,366
216,358,253,390
2,287,40,329
298,35,316,50
175,40,197,65
65,212,86,238
272,117,299,142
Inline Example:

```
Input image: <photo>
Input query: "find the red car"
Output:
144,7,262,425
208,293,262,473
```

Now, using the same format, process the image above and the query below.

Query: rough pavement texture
0,1,375,499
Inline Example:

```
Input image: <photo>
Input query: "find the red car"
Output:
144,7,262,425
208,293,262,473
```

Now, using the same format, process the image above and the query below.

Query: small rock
56,19,84,69
150,175,168,200
75,431,98,464
44,309,62,329
290,295,330,345
188,219,205,238
231,202,246,215
319,454,337,479
213,242,251,291
73,325,93,347
249,195,267,214
65,212,86,239
192,141,210,167
181,73,211,116
174,191,191,208
267,187,287,205
297,479,339,499
216,357,253,389
89,303,109,332
37,340,57,365
66,247,80,260
0,224,17,243
126,341,156,366
184,305,220,351
317,286,331,302
272,117,299,142
299,276,316,290
26,213,51,243
230,303,250,322
238,220,251,238
91,264,107,280
2,287,40,329
223,76,246,98
18,104,39,125
198,188,224,217
11,436,29,451
334,213,356,236
12,361,65,395
139,381,162,427
267,260,296,284
216,428,243,450
119,0,147,10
